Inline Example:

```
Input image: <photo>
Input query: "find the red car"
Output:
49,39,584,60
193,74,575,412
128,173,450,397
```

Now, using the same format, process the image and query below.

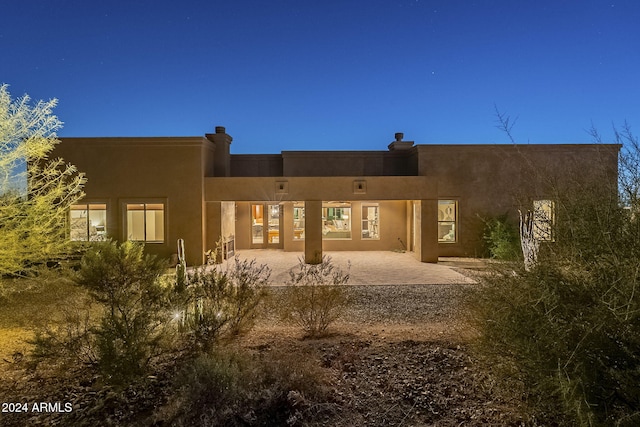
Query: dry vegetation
0,263,525,427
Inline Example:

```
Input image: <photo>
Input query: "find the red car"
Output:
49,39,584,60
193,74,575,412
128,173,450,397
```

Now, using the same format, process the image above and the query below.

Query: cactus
176,238,188,293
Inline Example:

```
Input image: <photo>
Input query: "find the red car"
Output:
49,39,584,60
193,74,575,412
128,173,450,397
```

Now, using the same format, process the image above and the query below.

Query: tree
0,84,85,276
589,122,640,211
469,112,640,425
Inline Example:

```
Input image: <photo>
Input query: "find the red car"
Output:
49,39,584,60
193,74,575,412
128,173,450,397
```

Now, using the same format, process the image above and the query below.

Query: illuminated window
70,203,107,241
533,200,554,242
438,200,457,243
126,203,165,243
361,204,379,239
293,203,305,240
322,202,351,239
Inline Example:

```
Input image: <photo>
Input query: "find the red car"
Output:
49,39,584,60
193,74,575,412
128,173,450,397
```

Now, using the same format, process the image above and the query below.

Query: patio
220,250,478,286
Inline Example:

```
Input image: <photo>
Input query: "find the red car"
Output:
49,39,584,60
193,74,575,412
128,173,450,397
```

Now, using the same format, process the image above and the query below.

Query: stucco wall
231,155,283,177
281,151,415,176
417,144,620,256
54,137,214,265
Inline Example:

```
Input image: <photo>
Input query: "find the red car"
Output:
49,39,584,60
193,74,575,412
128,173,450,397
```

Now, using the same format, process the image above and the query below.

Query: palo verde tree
0,84,85,276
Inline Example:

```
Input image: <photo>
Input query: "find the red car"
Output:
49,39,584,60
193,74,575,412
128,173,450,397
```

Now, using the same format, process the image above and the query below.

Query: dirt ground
240,283,524,426
0,269,525,426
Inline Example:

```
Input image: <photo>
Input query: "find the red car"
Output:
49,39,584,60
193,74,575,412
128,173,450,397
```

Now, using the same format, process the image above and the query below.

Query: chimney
206,126,233,177
388,132,415,151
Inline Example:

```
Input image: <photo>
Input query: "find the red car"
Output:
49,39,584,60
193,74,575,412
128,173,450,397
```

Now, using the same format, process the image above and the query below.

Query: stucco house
53,127,620,266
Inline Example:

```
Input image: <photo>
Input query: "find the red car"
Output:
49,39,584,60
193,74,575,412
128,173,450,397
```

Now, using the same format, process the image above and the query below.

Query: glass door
266,204,281,246
251,204,264,245
251,203,283,248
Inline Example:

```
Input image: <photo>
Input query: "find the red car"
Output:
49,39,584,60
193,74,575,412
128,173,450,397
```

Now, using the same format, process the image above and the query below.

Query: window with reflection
533,199,554,242
438,200,457,243
126,203,165,243
70,203,107,241
361,204,379,239
293,203,305,240
322,202,351,239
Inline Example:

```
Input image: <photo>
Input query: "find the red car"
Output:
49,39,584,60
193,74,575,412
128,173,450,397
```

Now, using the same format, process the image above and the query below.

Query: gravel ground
242,283,524,426
0,273,524,426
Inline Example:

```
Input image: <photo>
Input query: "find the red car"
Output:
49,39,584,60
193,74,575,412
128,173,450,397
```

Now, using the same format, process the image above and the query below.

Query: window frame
293,203,305,241
322,202,352,240
533,199,555,242
361,203,380,240
437,199,458,243
69,202,108,242
124,201,166,244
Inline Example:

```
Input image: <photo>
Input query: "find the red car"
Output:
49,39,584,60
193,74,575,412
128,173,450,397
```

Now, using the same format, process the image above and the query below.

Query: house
53,127,620,266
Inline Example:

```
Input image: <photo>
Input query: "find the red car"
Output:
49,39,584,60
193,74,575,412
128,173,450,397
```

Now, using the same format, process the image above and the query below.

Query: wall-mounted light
275,181,289,194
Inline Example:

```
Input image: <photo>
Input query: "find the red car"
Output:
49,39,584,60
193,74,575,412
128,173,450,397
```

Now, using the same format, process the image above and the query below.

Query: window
293,203,305,240
70,203,107,241
267,204,280,244
533,200,554,241
322,202,351,239
438,200,457,243
126,203,165,243
361,204,379,239
251,204,264,244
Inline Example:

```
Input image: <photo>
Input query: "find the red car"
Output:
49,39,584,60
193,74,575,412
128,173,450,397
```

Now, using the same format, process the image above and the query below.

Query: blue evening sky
2,0,638,153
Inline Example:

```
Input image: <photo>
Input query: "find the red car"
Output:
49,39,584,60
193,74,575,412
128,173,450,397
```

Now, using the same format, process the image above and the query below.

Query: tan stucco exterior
54,127,620,265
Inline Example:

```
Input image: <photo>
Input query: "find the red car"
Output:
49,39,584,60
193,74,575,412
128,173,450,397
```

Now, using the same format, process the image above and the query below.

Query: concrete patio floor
219,250,477,286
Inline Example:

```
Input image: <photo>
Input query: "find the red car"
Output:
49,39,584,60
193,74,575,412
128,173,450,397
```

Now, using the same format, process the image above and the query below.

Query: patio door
251,203,283,248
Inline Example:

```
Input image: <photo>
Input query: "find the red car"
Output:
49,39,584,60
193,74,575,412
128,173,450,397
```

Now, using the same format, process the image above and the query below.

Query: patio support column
205,201,223,263
419,199,438,263
304,200,322,264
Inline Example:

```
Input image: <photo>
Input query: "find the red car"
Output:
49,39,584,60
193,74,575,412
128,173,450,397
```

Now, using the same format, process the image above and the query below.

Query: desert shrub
175,351,245,415
468,196,640,425
76,240,173,383
0,268,97,370
225,256,271,335
179,255,270,352
168,348,329,426
29,297,97,369
280,256,350,337
482,214,521,260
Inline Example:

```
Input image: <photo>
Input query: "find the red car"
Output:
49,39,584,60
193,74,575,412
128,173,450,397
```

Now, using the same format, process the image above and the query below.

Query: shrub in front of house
75,240,173,383
178,254,270,352
166,347,329,426
482,214,521,260
280,256,350,337
468,183,640,426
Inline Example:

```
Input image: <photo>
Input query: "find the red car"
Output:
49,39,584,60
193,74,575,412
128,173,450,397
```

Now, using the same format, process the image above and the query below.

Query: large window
361,204,379,239
126,203,165,243
293,203,305,240
70,203,107,241
438,200,457,243
533,199,555,241
322,202,351,239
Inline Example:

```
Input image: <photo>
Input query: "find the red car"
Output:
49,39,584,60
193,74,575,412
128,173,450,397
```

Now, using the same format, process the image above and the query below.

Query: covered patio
219,250,477,286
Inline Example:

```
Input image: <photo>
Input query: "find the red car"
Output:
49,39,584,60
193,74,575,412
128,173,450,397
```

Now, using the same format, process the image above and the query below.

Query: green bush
468,194,640,425
280,256,350,337
76,240,172,383
482,214,521,260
